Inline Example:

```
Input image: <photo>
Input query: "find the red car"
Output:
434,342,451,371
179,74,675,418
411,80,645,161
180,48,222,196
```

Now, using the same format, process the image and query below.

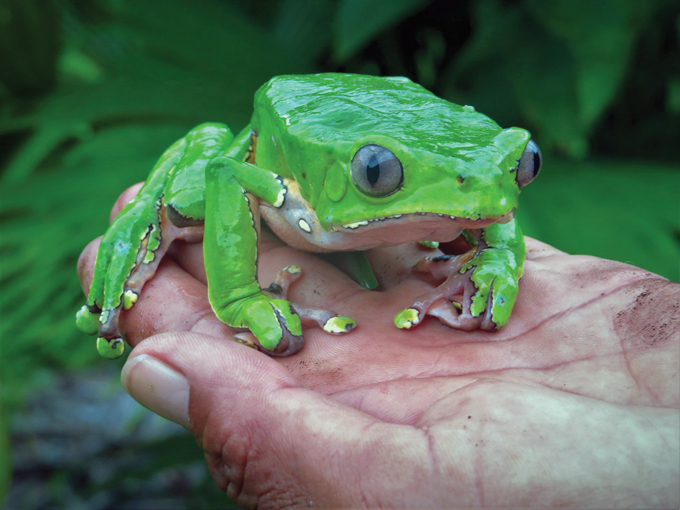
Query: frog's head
316,128,540,243
257,74,541,245
309,82,540,242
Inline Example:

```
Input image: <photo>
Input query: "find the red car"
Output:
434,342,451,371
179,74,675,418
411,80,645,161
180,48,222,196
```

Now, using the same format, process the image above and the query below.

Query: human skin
77,183,680,509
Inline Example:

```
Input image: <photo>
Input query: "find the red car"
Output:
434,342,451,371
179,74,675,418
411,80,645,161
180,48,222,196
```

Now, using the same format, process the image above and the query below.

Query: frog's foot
264,265,356,335
76,205,204,359
224,266,354,357
225,295,305,357
394,250,497,332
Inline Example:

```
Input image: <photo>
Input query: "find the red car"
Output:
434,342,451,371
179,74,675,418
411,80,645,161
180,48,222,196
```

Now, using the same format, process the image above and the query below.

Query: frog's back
252,74,502,153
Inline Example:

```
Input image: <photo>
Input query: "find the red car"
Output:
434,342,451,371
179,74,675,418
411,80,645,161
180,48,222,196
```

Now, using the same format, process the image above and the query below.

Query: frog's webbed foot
231,265,356,356
394,248,499,332
76,204,203,358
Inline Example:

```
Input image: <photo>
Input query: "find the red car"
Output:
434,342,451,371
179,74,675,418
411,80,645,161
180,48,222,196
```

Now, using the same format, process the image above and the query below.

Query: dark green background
1,0,678,508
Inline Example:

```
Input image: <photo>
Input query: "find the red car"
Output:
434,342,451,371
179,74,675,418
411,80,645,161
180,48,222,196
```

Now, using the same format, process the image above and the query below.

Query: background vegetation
1,0,678,508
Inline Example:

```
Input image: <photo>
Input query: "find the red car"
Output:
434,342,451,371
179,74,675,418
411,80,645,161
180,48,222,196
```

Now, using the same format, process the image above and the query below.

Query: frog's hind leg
76,122,236,359
96,206,204,353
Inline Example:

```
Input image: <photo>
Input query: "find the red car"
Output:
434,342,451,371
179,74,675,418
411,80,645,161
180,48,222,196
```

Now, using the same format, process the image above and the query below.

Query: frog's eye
351,144,404,197
516,139,542,188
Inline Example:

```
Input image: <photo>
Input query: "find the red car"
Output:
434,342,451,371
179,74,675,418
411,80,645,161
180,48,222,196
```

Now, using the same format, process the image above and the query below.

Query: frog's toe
76,305,100,335
426,300,483,331
322,315,356,334
288,304,356,335
122,290,139,310
96,336,125,359
395,270,500,331
480,277,517,331
244,320,304,357
395,308,421,329
232,332,259,350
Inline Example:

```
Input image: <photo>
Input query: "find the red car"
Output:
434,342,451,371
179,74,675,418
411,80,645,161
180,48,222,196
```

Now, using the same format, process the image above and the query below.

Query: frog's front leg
204,157,355,356
395,220,526,332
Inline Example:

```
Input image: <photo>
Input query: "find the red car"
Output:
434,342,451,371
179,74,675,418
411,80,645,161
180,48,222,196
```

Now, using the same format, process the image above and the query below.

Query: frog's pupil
366,155,380,186
532,151,541,177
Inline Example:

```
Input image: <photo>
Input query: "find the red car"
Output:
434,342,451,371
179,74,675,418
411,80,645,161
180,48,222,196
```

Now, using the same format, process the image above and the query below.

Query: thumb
121,332,428,509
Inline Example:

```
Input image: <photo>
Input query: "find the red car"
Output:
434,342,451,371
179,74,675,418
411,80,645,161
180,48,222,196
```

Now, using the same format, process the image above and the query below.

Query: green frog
76,73,541,359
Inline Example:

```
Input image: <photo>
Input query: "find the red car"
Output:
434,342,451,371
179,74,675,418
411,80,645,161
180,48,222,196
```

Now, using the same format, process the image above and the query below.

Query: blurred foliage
0,0,679,507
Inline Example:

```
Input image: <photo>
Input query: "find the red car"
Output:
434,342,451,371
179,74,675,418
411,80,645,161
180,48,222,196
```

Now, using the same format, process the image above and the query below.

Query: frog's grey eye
351,144,403,197
516,139,542,188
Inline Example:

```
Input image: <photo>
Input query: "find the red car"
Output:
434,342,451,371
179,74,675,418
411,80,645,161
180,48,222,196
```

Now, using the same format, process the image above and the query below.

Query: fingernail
121,354,190,428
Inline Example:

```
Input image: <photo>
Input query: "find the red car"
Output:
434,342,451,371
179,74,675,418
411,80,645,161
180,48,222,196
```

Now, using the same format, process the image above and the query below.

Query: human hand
78,184,680,509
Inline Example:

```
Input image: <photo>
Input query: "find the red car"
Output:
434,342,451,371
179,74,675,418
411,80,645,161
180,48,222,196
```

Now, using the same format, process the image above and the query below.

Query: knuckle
77,237,102,287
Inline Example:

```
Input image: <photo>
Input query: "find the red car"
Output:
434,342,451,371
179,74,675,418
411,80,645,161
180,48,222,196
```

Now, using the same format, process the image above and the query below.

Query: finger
121,333,430,508
110,182,145,223
77,236,101,293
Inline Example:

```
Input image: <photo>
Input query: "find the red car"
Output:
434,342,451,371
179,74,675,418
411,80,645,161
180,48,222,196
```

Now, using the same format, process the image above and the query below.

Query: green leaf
0,0,61,95
668,77,680,114
0,125,190,396
333,0,431,62
525,0,655,126
272,0,336,61
517,158,680,282
446,0,586,157
444,0,669,159
1,0,310,184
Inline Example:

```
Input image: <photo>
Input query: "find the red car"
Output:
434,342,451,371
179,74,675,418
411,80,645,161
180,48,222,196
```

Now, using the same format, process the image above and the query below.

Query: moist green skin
76,73,533,359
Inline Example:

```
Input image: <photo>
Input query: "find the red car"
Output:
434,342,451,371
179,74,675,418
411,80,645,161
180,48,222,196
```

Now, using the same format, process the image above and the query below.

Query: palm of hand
79,185,679,508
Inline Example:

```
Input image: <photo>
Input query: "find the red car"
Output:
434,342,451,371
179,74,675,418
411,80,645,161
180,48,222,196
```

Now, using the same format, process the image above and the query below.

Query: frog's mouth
336,210,514,231
328,210,514,247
